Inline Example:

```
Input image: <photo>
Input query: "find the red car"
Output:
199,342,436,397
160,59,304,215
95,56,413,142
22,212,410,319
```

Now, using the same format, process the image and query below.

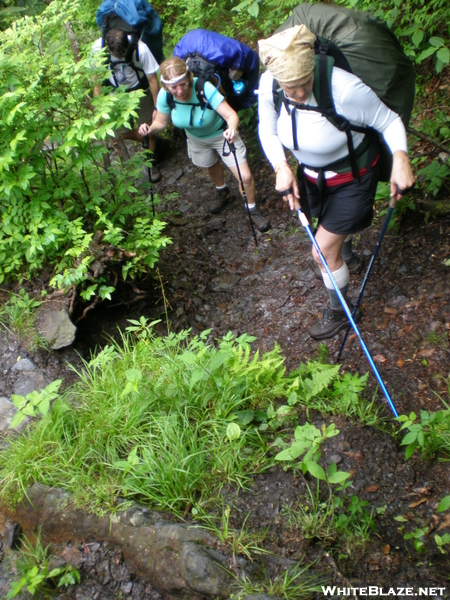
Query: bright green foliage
0,0,170,295
6,531,80,599
275,421,351,485
269,361,382,426
398,407,450,459
0,328,304,513
435,532,450,554
0,326,374,513
437,494,450,513
282,486,375,552
0,289,43,347
348,0,450,73
403,526,429,554
9,379,63,428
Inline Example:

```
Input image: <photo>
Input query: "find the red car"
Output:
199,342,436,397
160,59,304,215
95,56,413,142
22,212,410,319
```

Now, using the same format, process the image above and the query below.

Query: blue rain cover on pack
95,0,164,64
173,29,260,110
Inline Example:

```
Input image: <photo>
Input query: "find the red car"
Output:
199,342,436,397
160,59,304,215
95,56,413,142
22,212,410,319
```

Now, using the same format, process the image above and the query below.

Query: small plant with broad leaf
9,380,63,429
398,407,450,459
275,421,351,486
6,531,80,599
403,526,429,554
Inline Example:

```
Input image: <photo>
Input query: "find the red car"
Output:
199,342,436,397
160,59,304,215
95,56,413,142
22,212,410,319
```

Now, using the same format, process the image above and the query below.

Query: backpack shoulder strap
194,76,208,111
272,78,283,114
166,91,175,110
313,43,368,179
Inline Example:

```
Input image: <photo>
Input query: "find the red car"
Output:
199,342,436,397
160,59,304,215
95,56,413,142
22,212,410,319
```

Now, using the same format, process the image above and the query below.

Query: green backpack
274,3,416,181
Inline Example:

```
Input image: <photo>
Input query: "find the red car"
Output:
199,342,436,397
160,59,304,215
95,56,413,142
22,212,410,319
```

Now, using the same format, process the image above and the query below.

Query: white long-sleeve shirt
258,68,407,175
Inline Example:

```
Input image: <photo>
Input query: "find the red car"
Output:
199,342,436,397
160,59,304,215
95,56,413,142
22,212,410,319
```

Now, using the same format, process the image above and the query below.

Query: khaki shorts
186,131,247,169
117,90,154,134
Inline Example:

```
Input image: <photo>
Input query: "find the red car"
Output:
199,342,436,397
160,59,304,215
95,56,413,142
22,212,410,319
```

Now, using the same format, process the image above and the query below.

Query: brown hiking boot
210,186,235,214
309,303,362,340
247,207,271,232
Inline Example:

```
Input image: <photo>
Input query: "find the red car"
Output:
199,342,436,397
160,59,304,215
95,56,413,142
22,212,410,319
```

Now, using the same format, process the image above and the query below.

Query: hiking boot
308,303,362,340
247,207,271,232
209,186,235,214
313,252,365,280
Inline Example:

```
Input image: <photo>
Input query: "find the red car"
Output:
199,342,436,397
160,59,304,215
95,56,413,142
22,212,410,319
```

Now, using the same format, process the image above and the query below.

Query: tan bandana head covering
258,25,316,83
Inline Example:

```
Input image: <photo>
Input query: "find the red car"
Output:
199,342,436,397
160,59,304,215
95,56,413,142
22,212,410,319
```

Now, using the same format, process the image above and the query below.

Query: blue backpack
173,29,260,112
96,0,164,68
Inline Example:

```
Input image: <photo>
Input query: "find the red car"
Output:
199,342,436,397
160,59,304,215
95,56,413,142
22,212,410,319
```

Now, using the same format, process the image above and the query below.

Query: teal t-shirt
157,78,225,139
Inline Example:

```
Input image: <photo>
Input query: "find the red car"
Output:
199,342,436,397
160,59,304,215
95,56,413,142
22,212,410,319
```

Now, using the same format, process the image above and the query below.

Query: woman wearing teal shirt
138,57,270,231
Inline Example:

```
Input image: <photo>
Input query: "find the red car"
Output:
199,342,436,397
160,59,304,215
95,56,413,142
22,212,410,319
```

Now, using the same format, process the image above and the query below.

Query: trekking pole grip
142,135,149,150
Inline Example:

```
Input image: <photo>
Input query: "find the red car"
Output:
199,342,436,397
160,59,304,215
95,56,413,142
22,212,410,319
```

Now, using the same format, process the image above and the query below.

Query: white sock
247,203,256,211
216,184,227,190
321,262,350,291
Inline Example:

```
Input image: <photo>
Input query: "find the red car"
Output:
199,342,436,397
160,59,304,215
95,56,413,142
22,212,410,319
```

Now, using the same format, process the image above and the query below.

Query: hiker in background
257,25,414,340
173,29,260,113
92,28,162,182
138,57,270,232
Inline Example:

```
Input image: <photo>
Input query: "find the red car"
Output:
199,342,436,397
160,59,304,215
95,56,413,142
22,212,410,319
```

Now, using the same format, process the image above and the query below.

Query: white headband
160,68,189,85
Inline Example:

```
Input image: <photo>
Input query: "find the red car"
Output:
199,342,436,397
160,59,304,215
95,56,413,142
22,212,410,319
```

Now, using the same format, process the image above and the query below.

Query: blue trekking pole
297,208,399,418
337,199,395,361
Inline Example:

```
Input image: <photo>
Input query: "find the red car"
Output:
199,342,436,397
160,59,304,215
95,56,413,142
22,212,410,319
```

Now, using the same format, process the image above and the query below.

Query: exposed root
74,297,100,324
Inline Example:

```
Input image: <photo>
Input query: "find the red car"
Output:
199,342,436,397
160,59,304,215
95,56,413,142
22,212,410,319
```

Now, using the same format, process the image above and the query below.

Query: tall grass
0,329,297,514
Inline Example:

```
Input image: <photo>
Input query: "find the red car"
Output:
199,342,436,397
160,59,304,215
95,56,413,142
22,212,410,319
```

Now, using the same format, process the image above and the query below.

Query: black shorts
301,162,380,235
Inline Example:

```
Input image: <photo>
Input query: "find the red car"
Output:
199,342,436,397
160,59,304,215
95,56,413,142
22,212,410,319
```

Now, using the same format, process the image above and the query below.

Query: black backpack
165,64,226,129
273,3,416,181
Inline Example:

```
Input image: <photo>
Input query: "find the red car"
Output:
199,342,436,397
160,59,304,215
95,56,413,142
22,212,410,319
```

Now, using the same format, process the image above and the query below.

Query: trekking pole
297,208,399,418
223,139,258,246
338,184,415,361
142,135,155,217
337,201,395,361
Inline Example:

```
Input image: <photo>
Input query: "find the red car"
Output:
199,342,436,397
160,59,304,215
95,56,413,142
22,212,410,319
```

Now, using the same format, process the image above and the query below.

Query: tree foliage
0,0,170,295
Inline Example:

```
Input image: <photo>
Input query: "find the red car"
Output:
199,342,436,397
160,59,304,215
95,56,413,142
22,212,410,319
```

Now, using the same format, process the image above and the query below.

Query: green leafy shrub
0,0,170,298
9,380,63,429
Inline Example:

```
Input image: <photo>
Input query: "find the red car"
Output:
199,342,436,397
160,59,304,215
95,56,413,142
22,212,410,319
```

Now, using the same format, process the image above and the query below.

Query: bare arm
147,73,159,109
138,111,170,137
215,100,239,143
